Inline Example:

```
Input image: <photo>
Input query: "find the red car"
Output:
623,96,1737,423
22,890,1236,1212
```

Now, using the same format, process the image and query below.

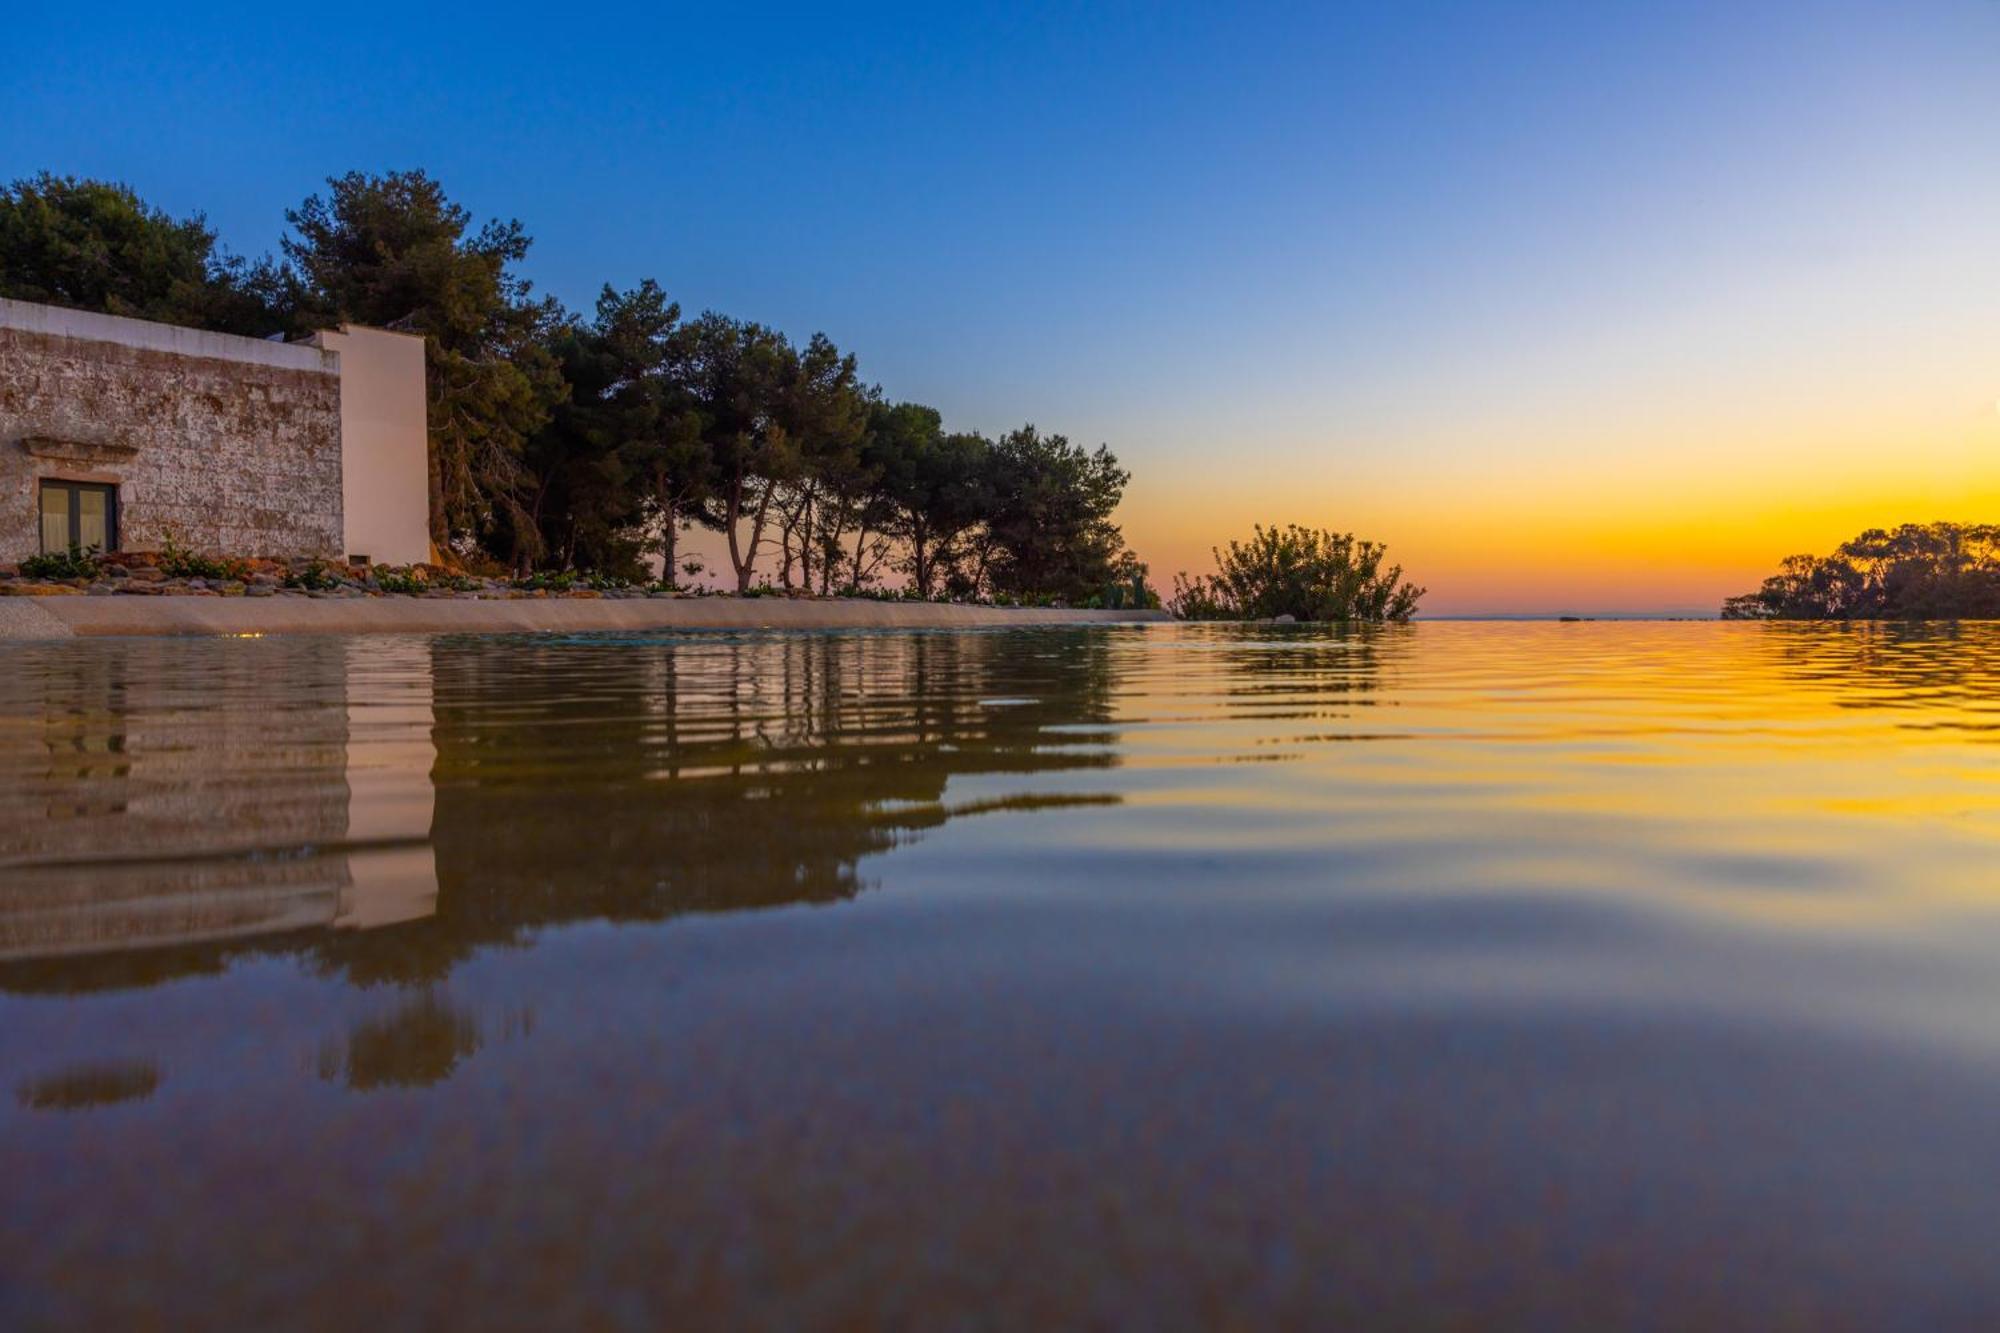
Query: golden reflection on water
3,622,2000,1329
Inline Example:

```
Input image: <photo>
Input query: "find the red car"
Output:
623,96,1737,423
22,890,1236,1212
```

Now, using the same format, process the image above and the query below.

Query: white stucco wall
309,326,430,566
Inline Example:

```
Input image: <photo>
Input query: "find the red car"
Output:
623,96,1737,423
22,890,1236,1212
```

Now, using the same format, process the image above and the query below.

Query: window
39,481,118,554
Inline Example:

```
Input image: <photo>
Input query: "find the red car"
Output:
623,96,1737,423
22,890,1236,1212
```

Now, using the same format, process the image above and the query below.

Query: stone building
0,297,430,565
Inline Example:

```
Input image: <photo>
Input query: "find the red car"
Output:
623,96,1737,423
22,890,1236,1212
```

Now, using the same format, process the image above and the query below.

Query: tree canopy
1722,523,2000,620
0,172,278,335
281,170,568,554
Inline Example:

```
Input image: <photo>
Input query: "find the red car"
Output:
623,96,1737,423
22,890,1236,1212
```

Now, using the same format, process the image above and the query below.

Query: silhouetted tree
1723,523,2000,620
981,426,1133,603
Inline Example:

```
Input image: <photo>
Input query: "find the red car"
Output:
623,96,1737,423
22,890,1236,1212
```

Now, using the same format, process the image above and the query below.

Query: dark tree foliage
681,312,799,592
515,281,706,576
980,426,1132,603
0,173,281,335
1722,523,2000,621
872,408,988,598
282,170,568,553
1170,525,1424,622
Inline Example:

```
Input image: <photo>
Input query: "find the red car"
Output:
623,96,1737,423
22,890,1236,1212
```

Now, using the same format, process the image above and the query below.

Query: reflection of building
0,639,437,960
0,297,429,564
0,628,1131,989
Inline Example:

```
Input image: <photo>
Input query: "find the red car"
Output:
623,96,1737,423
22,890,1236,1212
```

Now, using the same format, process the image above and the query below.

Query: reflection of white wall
309,325,430,566
338,639,439,929
0,639,441,961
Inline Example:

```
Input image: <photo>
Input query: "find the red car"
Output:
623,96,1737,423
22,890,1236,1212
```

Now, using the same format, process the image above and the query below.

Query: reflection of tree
319,628,1126,985
14,1060,161,1112
318,991,481,1091
1748,621,2000,722
1,628,1130,996
1189,623,1405,719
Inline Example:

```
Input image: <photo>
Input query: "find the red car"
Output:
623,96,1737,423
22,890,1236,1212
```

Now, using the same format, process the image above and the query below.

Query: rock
246,584,276,597
87,582,117,596
248,573,279,587
184,578,207,591
218,581,246,597
127,566,166,583
1272,613,1297,624
0,583,80,597
106,564,130,579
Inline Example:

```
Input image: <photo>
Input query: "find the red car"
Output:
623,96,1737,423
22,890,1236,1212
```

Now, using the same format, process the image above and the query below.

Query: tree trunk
730,480,772,593
788,490,804,588
848,520,870,592
657,485,678,584
724,473,749,592
910,523,931,598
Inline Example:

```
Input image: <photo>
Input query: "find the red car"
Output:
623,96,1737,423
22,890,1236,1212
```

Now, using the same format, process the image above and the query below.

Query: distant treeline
0,171,1149,602
1723,523,2000,620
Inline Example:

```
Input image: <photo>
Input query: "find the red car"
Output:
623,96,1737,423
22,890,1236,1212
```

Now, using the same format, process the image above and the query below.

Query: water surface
3,623,1998,1329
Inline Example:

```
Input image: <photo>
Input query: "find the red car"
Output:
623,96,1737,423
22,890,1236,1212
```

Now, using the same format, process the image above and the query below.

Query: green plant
373,568,429,595
158,532,242,581
1170,524,1423,623
21,544,98,580
286,561,339,591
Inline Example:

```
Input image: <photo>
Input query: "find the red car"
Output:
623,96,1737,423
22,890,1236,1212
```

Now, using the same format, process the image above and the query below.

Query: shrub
373,568,429,595
20,545,99,580
286,561,340,591
158,533,243,581
1170,524,1424,622
509,569,631,593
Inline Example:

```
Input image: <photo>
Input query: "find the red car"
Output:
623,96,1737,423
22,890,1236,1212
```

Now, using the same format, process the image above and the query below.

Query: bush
373,568,429,595
510,569,632,593
286,561,340,591
158,533,244,581
20,545,98,580
1170,524,1423,622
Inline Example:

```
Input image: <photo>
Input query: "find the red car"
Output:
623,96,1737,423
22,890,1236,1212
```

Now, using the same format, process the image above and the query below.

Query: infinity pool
3,623,1998,1329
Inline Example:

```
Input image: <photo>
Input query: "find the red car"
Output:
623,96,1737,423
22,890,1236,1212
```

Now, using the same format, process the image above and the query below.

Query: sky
6,1,1997,613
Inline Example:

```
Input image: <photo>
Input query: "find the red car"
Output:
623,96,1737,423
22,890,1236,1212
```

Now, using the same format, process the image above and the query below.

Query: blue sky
7,1,1997,610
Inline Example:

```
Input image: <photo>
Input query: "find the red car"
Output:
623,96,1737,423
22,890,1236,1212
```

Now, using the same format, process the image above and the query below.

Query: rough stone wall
0,322,344,561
